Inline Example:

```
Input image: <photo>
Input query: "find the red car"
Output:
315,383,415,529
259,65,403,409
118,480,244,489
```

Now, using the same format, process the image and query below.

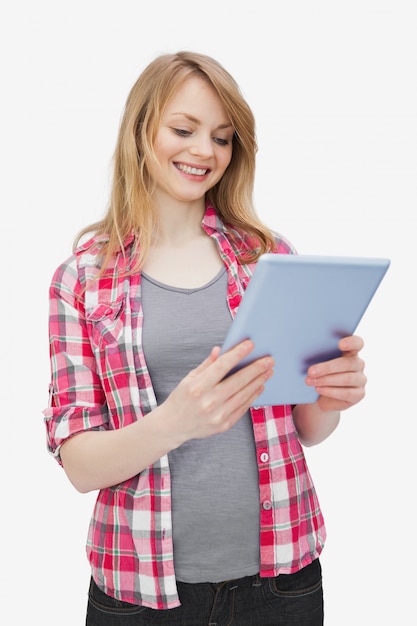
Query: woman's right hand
60,340,273,493
162,340,274,445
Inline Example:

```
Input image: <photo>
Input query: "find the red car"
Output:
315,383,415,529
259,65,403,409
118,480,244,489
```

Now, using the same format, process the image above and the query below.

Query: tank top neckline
141,265,227,294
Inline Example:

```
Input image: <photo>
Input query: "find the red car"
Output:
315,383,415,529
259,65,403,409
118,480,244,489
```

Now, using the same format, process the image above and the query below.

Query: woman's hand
60,339,273,493
305,335,367,412
292,335,366,447
161,340,274,444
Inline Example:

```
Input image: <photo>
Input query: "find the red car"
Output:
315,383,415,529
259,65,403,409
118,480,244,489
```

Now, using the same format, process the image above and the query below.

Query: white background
1,1,416,623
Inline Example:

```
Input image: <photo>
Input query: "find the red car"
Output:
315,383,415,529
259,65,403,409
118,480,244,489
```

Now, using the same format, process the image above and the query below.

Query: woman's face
150,75,234,205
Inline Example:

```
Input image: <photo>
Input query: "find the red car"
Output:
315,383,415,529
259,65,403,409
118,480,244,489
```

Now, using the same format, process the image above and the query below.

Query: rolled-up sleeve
43,257,109,463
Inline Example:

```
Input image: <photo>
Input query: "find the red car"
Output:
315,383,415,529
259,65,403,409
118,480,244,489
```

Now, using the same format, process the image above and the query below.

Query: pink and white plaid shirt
44,204,326,609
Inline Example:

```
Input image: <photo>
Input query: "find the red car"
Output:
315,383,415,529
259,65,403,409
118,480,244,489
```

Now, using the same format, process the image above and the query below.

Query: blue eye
173,128,191,137
172,127,230,146
214,137,230,146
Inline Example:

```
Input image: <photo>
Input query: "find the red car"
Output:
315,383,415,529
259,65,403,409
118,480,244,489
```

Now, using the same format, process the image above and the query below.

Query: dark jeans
85,559,323,625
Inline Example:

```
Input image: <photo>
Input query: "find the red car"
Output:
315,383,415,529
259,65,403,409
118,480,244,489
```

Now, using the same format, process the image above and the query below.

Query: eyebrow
168,112,233,131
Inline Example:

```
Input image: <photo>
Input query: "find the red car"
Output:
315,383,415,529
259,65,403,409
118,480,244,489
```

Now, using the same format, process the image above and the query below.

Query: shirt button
262,500,272,510
260,452,269,463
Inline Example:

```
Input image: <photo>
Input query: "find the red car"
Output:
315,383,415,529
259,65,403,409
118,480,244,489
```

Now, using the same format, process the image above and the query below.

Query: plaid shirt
44,204,326,609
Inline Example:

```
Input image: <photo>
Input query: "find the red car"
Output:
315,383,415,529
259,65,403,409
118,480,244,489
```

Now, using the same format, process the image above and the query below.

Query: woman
44,51,366,625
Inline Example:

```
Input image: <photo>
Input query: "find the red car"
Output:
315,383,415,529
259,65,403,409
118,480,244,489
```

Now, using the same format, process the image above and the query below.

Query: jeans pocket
87,579,148,618
262,559,323,619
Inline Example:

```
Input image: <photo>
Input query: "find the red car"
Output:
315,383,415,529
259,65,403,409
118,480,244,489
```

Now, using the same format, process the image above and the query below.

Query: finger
314,376,367,398
307,354,365,381
306,368,367,389
215,369,274,431
316,384,366,411
220,359,274,400
192,339,259,387
196,357,274,419
189,345,222,377
219,387,266,431
306,336,365,379
338,335,365,355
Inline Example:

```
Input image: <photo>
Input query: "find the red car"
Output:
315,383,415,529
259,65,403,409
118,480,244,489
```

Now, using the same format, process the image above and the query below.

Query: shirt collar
200,201,228,235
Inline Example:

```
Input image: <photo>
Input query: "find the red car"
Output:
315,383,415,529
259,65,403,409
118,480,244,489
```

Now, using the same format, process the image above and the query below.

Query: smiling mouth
175,163,209,176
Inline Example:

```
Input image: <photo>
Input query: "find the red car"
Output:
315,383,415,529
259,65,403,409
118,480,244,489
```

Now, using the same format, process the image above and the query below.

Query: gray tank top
141,267,260,583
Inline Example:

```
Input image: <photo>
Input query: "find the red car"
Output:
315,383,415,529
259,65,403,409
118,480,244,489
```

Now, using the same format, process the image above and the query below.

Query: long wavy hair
74,51,276,270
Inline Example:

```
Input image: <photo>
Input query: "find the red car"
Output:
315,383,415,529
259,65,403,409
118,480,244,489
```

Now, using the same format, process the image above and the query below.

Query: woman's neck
152,198,206,247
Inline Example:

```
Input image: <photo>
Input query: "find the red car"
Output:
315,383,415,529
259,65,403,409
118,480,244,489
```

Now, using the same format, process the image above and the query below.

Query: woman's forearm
59,341,275,493
292,403,341,447
59,406,183,493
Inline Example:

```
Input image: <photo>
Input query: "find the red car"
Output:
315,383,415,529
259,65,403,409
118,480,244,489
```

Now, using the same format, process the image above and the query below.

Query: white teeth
176,163,207,175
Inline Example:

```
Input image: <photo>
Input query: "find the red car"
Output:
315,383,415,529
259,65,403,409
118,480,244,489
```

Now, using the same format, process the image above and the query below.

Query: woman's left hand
305,335,367,412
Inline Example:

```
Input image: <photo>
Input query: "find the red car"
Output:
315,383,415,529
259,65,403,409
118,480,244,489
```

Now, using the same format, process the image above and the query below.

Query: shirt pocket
86,295,126,348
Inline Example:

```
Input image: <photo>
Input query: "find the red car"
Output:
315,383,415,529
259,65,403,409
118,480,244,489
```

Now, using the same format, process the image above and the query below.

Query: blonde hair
75,50,276,269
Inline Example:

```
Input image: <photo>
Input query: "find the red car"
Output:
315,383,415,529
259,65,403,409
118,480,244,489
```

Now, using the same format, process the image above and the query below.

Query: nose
189,132,214,158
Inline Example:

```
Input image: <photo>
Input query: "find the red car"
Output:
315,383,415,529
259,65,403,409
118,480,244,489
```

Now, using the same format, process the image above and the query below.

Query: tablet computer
220,253,390,406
